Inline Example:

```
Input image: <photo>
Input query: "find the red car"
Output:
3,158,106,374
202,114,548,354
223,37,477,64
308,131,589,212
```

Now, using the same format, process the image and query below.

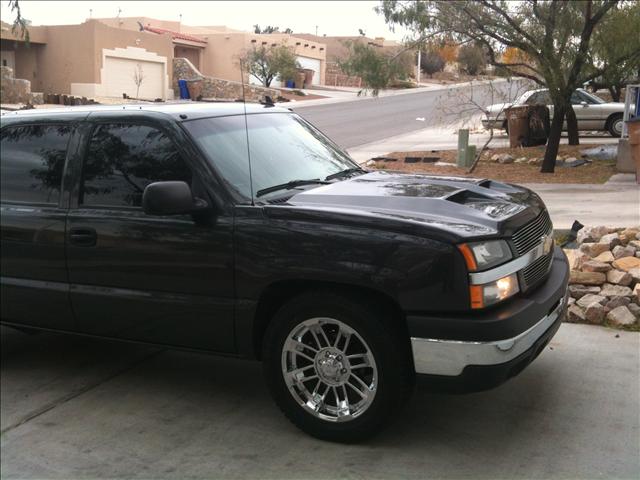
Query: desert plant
420,49,445,78
457,44,486,76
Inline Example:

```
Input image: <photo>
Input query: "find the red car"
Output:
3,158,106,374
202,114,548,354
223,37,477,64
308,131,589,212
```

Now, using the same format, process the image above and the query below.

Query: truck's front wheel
262,291,413,442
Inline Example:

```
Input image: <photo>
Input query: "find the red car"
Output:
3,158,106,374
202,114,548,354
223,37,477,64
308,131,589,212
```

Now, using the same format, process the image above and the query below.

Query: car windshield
184,113,358,201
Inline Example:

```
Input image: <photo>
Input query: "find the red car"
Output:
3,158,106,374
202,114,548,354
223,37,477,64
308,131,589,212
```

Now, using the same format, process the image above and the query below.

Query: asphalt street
293,79,528,149
1,323,638,479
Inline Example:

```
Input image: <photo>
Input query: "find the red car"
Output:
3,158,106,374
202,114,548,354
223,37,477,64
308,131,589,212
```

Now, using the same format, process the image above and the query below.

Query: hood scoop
446,189,526,219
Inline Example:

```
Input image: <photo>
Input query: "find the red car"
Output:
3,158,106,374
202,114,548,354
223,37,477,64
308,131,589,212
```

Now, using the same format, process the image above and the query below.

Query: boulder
584,303,605,324
633,283,640,302
569,271,606,286
593,251,615,263
619,228,640,245
606,306,637,327
612,256,640,272
566,305,586,323
628,267,640,283
568,284,601,299
599,284,633,298
564,249,588,270
491,153,501,162
576,294,606,309
628,240,640,250
515,157,528,163
577,225,610,244
606,269,632,286
581,260,611,273
612,245,636,259
604,296,630,311
598,233,621,249
579,243,611,258
568,297,576,306
527,157,541,165
628,303,640,319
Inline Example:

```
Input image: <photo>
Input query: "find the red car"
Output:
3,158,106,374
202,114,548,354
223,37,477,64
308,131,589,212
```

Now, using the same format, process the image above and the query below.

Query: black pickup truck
0,103,569,442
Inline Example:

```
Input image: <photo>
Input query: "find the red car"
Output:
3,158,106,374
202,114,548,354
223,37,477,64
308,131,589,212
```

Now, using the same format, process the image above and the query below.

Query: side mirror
580,101,588,107
142,181,208,215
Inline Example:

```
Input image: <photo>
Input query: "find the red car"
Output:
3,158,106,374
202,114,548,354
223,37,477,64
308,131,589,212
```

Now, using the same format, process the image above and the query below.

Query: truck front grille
520,251,553,290
512,210,552,256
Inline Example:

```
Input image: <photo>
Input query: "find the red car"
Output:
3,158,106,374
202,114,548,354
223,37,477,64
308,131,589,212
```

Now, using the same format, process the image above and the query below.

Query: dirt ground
372,144,617,184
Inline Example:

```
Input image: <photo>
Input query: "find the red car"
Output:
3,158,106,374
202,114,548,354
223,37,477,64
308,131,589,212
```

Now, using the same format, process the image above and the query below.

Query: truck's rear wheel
262,291,412,442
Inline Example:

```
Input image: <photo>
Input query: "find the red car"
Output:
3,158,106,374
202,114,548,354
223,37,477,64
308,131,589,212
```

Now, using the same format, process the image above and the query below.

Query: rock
497,154,515,164
628,267,640,283
584,303,605,324
555,156,565,165
581,260,612,273
636,252,640,258
633,283,640,302
527,157,541,165
628,303,640,319
606,269,632,286
566,305,586,323
606,306,637,326
491,153,501,162
604,296,630,311
569,284,601,299
600,284,633,298
598,233,621,249
579,243,611,258
564,249,588,270
612,256,640,272
576,294,606,308
569,271,606,286
612,245,636,259
577,226,609,244
515,156,528,163
628,240,640,250
619,228,640,245
593,251,615,263
568,297,576,306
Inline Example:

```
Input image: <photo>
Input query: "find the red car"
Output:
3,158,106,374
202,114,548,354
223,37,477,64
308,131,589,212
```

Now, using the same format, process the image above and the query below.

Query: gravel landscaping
563,226,640,331
370,144,617,184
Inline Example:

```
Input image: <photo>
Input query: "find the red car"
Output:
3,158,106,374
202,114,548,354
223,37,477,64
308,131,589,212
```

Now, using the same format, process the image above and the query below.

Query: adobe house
97,17,327,88
0,19,174,100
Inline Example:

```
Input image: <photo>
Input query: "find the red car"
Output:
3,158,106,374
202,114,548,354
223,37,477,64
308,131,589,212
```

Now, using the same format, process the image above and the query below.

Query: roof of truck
0,102,291,123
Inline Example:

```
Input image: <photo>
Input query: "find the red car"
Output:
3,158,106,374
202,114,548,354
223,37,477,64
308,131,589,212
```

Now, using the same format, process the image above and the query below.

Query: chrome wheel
611,117,623,136
281,317,378,422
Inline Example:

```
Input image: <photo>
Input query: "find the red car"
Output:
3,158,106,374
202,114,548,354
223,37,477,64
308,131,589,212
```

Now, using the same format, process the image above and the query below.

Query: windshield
184,112,358,201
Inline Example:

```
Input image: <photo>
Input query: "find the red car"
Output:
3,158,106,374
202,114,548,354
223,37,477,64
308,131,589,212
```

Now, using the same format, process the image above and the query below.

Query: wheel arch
605,112,623,130
250,279,408,360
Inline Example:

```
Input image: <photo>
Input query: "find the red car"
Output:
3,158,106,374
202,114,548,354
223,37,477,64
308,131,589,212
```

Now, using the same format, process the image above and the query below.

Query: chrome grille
512,210,552,256
521,251,553,290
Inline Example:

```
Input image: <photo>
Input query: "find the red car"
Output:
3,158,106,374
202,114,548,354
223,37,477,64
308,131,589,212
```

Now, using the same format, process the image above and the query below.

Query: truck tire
607,113,623,137
262,290,413,442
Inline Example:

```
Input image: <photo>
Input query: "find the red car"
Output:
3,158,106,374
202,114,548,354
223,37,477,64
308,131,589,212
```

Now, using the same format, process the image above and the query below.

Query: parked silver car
482,88,629,137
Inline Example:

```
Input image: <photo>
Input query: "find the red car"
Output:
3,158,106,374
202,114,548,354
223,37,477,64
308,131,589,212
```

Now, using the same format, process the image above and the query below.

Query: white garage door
296,56,321,85
104,57,164,100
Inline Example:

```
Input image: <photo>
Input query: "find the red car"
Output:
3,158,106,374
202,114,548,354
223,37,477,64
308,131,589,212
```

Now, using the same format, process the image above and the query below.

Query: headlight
458,240,512,271
470,273,520,309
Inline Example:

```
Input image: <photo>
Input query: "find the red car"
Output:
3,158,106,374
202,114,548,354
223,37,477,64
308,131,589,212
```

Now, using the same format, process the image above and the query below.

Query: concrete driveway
1,324,638,479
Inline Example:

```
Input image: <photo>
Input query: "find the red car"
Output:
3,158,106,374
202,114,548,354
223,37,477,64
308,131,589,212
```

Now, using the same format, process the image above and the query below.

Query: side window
0,124,72,205
80,124,192,208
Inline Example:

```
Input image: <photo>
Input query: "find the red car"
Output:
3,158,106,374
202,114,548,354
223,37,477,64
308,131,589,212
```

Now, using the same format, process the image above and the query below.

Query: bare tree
434,78,532,173
133,64,145,99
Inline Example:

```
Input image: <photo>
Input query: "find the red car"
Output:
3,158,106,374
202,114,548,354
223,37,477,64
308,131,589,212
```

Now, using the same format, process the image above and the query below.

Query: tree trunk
541,104,566,173
566,104,579,145
609,85,621,102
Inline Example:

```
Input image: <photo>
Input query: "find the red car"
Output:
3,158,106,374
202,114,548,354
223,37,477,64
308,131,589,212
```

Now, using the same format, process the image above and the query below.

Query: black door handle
69,227,97,247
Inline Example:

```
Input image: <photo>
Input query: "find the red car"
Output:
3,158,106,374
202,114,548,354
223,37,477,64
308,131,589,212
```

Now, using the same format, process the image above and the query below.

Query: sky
1,0,412,41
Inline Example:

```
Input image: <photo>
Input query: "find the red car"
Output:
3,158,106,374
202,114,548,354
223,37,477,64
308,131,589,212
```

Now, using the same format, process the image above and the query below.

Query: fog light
470,273,519,309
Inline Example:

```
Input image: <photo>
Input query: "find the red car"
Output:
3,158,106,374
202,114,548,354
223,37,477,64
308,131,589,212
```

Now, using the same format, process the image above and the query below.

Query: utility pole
315,25,318,37
417,49,421,84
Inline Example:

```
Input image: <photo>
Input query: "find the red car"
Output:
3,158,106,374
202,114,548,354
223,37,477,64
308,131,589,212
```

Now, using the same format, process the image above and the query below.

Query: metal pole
417,49,421,85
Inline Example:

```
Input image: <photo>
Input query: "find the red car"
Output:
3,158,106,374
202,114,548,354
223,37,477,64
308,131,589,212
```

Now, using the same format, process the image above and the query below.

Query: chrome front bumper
411,294,566,377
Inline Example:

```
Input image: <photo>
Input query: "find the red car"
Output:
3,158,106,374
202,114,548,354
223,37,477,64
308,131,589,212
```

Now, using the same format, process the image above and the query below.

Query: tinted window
81,124,191,207
1,124,71,205
527,91,551,105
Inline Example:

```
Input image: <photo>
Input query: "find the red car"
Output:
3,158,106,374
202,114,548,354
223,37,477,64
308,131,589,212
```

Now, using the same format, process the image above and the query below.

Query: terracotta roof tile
144,26,207,44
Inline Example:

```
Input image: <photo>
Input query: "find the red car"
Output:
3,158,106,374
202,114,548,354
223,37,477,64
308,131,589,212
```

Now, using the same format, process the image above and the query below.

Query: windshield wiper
325,167,365,181
255,179,330,198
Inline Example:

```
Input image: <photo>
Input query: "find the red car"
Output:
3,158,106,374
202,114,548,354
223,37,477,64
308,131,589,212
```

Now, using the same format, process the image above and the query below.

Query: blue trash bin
285,79,294,89
178,79,190,99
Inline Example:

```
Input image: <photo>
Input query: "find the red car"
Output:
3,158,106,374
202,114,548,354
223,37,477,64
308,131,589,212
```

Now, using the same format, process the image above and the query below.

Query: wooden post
457,129,469,167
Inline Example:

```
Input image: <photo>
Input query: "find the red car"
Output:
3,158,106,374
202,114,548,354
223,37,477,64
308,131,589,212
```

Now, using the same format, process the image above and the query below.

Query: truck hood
283,171,546,241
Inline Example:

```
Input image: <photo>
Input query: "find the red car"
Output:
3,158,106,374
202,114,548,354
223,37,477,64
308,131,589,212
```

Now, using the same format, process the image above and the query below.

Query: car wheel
608,114,623,137
263,291,413,442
